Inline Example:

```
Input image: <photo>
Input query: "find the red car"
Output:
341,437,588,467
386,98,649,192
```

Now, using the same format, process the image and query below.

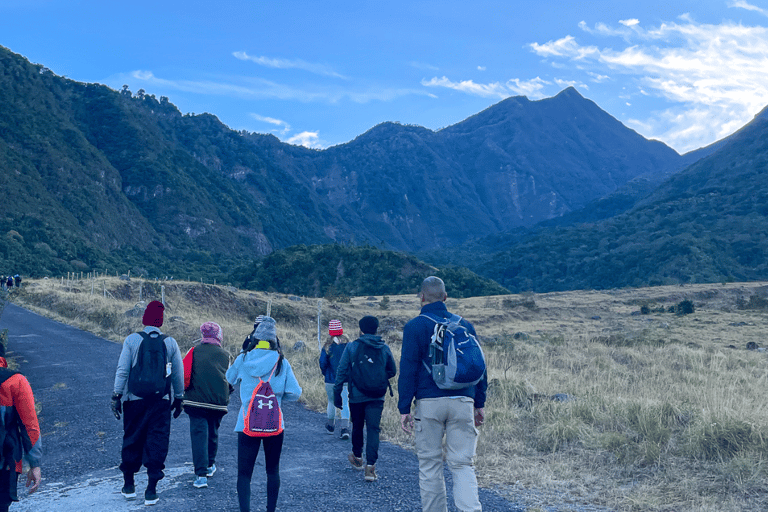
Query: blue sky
3,0,768,153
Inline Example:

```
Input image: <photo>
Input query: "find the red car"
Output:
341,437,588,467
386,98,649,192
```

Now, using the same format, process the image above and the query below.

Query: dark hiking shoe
121,484,136,499
347,452,364,470
144,488,159,506
325,422,335,434
340,427,350,440
364,464,377,482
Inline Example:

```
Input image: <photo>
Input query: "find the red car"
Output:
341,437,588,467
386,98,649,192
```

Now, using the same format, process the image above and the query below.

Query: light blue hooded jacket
226,348,302,432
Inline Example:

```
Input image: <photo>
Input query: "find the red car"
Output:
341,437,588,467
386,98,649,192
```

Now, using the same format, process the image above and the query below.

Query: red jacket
0,358,42,473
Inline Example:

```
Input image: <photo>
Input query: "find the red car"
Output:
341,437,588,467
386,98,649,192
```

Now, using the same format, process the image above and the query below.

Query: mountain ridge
5,44,756,292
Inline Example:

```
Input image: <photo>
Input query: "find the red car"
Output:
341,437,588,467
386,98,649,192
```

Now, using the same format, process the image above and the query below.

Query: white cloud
505,77,550,98
421,76,552,100
233,51,348,79
729,0,768,17
587,71,610,82
286,131,324,149
249,114,291,135
477,66,487,71
555,78,588,90
124,70,427,105
409,61,439,71
529,17,768,151
620,19,640,27
421,76,511,99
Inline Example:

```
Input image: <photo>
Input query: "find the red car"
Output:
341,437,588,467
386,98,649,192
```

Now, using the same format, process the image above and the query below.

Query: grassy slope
6,279,768,511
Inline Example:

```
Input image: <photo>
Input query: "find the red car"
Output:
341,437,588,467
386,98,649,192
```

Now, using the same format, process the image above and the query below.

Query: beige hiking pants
414,397,481,512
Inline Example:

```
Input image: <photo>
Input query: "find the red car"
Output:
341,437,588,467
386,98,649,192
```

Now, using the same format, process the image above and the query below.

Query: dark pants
120,398,171,485
0,470,18,512
187,409,225,476
349,400,384,465
237,431,283,512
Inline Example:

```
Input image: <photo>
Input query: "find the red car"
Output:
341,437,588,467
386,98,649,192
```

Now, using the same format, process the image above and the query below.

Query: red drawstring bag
243,362,283,437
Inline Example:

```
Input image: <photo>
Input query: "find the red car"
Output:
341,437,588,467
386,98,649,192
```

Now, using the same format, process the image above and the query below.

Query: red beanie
142,301,165,327
329,319,343,336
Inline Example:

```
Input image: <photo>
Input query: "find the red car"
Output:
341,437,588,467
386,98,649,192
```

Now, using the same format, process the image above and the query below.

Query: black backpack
128,332,171,398
349,342,392,399
0,369,22,474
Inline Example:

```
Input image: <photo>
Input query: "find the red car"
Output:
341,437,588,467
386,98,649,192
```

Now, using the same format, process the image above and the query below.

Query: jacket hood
357,334,384,348
240,349,281,379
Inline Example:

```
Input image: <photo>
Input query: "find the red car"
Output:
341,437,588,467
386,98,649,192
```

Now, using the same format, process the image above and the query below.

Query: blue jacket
319,338,348,384
397,301,487,414
226,349,302,432
334,334,397,404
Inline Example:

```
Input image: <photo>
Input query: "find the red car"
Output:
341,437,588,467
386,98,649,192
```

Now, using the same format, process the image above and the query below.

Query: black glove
111,393,122,420
172,398,184,419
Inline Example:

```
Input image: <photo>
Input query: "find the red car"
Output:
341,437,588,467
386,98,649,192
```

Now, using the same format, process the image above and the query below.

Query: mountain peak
553,86,585,101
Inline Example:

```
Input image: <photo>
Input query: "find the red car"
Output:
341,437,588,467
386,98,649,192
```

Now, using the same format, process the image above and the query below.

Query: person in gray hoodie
226,316,302,512
333,315,397,482
111,300,185,506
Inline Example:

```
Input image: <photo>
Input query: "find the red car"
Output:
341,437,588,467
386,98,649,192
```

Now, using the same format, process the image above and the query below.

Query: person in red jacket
0,343,42,512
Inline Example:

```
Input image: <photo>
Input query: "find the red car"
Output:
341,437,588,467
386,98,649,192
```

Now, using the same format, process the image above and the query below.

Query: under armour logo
258,399,274,409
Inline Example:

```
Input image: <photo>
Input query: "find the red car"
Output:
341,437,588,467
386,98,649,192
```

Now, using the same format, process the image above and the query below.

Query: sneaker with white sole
340,427,350,440
193,476,208,489
144,488,159,506
206,464,217,477
364,464,377,482
121,484,136,500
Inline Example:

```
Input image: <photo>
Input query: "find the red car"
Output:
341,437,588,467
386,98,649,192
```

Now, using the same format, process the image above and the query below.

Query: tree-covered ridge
2,44,696,281
229,244,509,298
475,108,768,292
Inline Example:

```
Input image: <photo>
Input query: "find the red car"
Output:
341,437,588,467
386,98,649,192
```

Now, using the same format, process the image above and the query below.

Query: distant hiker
182,322,232,489
111,300,185,506
4,277,12,290
334,315,397,482
319,319,350,438
399,276,487,512
0,343,42,512
226,316,302,512
12,276,20,288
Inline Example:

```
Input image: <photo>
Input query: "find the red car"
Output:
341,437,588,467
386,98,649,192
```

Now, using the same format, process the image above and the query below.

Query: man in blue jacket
398,276,486,512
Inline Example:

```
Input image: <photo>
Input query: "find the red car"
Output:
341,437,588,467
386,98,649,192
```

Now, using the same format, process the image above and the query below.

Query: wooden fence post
317,299,322,351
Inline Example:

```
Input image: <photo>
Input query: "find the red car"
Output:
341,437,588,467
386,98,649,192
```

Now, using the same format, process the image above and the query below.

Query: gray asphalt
0,302,524,512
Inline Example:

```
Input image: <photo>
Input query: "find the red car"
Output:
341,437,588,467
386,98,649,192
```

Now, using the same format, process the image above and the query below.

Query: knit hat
253,316,277,342
200,321,223,344
329,319,343,336
359,315,379,335
253,315,265,329
142,300,164,327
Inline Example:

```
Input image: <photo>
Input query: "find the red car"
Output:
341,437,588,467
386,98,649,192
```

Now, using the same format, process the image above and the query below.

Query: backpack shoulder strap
0,368,19,387
419,313,448,324
448,313,463,324
264,360,279,383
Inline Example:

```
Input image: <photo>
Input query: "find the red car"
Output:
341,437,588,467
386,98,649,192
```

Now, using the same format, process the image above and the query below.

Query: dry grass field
5,276,768,511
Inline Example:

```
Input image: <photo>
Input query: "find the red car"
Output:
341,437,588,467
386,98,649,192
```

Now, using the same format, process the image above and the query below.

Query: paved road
0,303,523,511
